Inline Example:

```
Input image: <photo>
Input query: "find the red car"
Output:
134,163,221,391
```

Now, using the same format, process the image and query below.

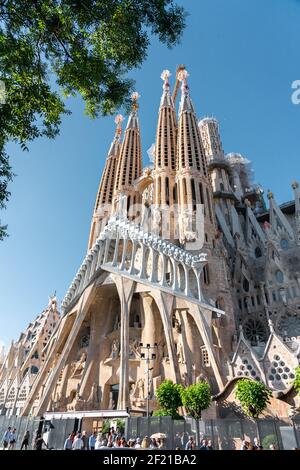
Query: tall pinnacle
114,92,142,193
176,69,207,175
87,115,124,249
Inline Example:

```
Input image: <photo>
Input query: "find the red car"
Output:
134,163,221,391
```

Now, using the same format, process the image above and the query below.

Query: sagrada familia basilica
0,67,300,419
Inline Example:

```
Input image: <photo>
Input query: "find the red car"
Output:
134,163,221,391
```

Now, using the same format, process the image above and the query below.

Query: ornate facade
1,68,300,418
0,297,60,416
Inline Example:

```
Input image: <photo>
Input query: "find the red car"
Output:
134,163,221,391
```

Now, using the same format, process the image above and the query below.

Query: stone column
113,277,135,410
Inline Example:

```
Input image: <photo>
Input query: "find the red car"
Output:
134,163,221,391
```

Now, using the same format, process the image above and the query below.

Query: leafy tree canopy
0,0,186,238
155,379,183,419
235,379,272,419
180,381,211,419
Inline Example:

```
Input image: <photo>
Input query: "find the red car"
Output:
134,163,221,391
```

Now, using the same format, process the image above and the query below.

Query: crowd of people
2,424,298,450
62,428,215,450
63,428,168,450
1,426,48,450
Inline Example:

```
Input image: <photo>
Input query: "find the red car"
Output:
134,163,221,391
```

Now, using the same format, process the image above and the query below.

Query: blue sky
1,0,300,347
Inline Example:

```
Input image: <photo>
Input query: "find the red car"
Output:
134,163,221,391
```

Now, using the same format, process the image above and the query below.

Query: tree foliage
155,379,183,419
293,365,300,395
235,379,272,419
0,0,186,238
180,381,211,419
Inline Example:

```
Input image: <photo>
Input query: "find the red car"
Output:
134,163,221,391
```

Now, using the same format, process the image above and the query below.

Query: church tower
87,114,123,250
176,69,216,250
113,92,142,219
153,70,178,240
198,117,235,228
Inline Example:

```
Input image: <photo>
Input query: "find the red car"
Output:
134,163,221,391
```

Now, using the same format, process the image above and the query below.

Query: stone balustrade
61,216,208,315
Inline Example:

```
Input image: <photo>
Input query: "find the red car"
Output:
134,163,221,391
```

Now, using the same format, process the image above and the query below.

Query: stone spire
113,92,142,218
153,70,178,240
87,115,123,250
198,117,235,229
176,69,215,245
155,70,177,172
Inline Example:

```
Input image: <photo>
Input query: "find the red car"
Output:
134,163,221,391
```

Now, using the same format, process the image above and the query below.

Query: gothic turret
176,70,216,247
87,115,123,250
199,118,235,228
113,92,142,219
153,70,178,240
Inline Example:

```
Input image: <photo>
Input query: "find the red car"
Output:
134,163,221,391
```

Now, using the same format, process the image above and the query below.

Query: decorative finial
131,91,140,113
267,190,273,200
114,114,124,137
161,69,171,90
177,69,189,82
292,181,299,190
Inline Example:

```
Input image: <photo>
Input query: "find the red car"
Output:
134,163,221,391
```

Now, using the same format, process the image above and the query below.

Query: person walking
89,431,97,450
8,428,17,450
200,439,208,450
2,427,11,450
34,434,48,450
185,436,195,450
81,430,88,450
64,434,73,450
72,432,84,450
207,439,214,450
21,430,30,450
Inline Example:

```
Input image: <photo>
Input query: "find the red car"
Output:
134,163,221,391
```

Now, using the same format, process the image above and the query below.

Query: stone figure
180,209,196,242
172,313,182,333
88,382,100,404
71,352,87,378
176,339,185,364
129,338,140,358
111,339,120,359
152,206,161,236
130,378,145,400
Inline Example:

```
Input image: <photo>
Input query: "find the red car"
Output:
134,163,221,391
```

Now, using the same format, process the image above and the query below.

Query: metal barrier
0,415,299,450
126,416,300,450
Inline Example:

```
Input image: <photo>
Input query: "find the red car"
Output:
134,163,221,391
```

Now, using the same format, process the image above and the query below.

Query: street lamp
139,342,158,417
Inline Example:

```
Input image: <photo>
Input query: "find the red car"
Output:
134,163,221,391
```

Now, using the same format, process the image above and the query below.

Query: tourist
149,437,158,449
2,426,11,450
141,436,151,449
120,437,128,447
185,435,195,450
72,432,84,450
21,430,30,450
157,438,166,450
63,433,73,450
8,427,17,450
99,438,108,448
200,439,208,450
94,434,103,450
253,437,263,450
34,434,48,450
207,439,214,450
240,439,249,450
135,437,142,449
81,430,88,450
89,431,97,450
128,439,135,448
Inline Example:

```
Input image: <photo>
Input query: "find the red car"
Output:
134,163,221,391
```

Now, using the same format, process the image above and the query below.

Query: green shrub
235,379,272,418
180,381,211,419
